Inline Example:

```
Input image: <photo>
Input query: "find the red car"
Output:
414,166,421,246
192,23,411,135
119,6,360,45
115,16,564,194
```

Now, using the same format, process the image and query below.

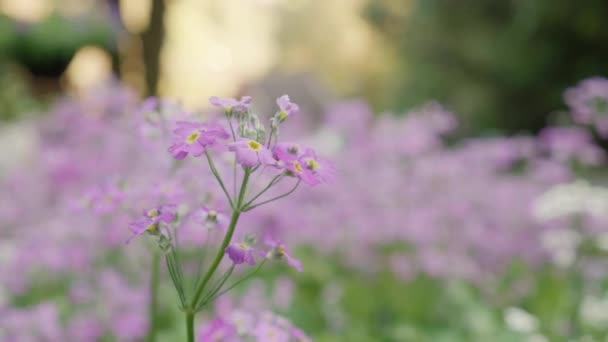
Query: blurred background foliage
0,8,116,120
2,1,608,341
1,0,608,137
363,0,608,134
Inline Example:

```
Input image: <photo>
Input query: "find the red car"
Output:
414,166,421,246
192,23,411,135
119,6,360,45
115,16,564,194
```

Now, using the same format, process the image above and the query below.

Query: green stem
243,174,283,209
197,265,235,310
244,179,300,211
147,251,161,342
266,127,276,148
205,149,234,208
207,259,266,303
190,169,251,309
165,252,187,306
186,311,195,342
183,168,251,340
227,118,238,200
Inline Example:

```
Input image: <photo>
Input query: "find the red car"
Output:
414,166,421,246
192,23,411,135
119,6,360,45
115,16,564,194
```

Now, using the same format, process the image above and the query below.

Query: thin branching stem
204,149,234,208
190,168,251,308
196,265,235,311
147,251,161,342
244,179,301,211
243,174,283,209
227,117,238,200
207,260,266,303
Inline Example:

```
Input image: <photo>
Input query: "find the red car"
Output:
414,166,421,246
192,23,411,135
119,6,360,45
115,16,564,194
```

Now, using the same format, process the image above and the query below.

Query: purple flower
193,205,229,230
209,96,252,114
565,77,608,137
134,97,159,119
83,182,125,214
225,242,257,265
67,315,103,342
539,126,604,165
198,317,238,342
273,142,302,158
265,237,302,272
300,147,336,184
144,204,176,223
228,139,276,167
276,95,299,121
253,321,289,342
290,327,313,342
168,121,229,159
127,204,176,242
273,145,318,185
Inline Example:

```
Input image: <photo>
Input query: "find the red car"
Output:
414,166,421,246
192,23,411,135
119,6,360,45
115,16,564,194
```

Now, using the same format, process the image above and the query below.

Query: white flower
534,180,608,220
540,228,581,268
504,307,538,333
595,233,608,252
580,295,608,328
527,334,548,342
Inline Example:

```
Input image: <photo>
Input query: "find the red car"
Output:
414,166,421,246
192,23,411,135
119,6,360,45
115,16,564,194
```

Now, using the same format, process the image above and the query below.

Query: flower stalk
125,94,327,341
184,167,251,339
147,250,161,342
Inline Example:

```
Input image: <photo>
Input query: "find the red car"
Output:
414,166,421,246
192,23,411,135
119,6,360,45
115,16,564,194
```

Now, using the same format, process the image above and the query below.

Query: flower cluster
0,86,319,341
127,204,176,243
124,94,331,340
225,237,302,271
198,310,311,342
239,100,592,285
565,77,608,137
4,78,608,340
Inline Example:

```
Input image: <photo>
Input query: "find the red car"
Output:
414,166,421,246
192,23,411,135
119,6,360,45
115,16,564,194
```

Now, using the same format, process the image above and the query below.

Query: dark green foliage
13,15,115,77
363,0,608,134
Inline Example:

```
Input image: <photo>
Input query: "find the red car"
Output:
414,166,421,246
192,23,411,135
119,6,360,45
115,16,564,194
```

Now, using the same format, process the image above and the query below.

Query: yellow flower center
293,161,303,173
247,140,262,151
277,245,286,256
305,158,319,171
239,243,248,250
146,223,158,233
147,208,160,217
186,131,200,144
278,111,288,121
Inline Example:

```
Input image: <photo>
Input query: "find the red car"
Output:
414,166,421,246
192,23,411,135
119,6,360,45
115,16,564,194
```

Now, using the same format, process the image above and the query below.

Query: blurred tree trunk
106,0,123,77
141,0,166,96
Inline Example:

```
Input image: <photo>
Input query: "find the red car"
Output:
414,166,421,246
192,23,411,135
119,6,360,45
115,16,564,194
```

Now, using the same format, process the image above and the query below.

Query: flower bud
243,234,257,245
256,127,266,144
157,229,173,253
243,127,258,140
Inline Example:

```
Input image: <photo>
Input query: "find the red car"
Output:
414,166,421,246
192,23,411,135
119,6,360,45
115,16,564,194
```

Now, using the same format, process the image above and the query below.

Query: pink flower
265,237,302,272
300,147,336,184
565,77,608,137
254,321,289,342
192,205,229,230
273,142,302,158
127,204,176,242
83,182,125,214
228,139,276,167
290,327,313,342
276,95,299,120
168,121,229,159
209,96,252,114
225,242,257,265
273,144,318,185
198,317,238,342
